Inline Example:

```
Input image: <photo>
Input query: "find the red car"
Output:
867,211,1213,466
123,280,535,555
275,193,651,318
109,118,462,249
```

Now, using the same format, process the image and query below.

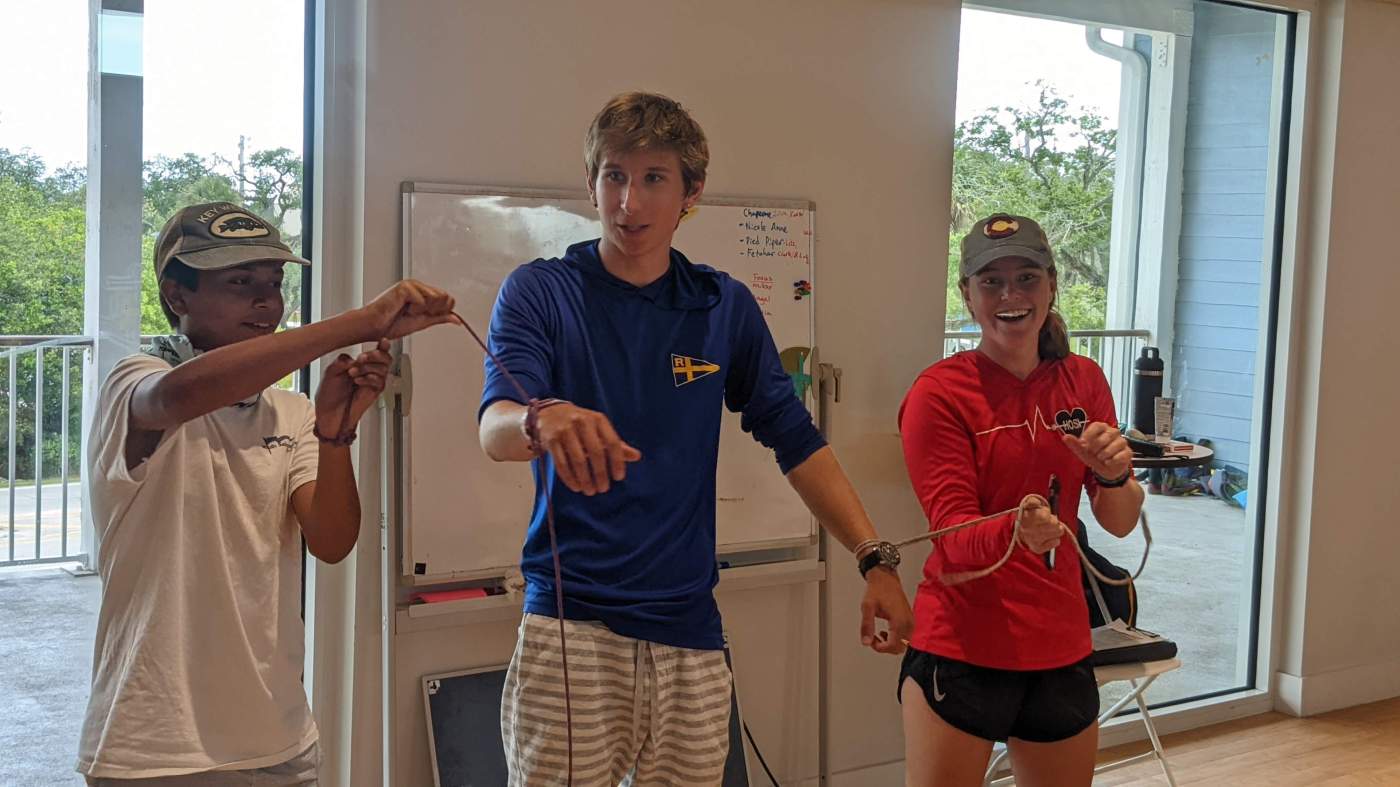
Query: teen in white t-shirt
78,202,457,783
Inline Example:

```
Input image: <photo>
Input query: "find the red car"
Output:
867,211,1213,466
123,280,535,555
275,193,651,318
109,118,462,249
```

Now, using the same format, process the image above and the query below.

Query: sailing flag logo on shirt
672,354,721,387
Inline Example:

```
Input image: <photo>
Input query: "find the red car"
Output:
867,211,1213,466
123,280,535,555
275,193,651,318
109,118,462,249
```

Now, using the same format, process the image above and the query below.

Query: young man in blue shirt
479,92,912,786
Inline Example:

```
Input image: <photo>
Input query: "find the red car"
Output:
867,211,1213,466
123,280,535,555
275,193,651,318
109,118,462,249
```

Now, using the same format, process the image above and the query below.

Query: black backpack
1076,519,1181,665
1076,519,1137,628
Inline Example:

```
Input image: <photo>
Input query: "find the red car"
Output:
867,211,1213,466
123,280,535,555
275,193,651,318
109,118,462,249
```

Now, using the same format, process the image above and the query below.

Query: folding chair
983,526,1180,787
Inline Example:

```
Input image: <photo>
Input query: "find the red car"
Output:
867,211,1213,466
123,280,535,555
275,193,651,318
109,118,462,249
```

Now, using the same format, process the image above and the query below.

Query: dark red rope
332,311,574,784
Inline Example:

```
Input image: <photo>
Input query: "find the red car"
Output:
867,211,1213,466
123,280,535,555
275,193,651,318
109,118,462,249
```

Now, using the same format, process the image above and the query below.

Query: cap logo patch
984,217,1019,239
209,211,271,239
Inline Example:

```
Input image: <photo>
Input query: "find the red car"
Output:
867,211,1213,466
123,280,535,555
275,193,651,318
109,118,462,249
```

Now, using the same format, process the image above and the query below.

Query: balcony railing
942,328,1152,423
1,336,91,568
2,333,305,569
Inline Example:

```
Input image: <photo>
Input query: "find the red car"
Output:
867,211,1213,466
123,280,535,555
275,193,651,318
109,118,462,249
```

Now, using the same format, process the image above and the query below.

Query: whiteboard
398,183,818,583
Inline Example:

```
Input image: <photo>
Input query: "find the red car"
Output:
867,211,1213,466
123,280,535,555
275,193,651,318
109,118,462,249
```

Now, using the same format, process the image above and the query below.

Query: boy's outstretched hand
358,280,460,341
861,567,913,655
315,339,392,439
530,403,643,495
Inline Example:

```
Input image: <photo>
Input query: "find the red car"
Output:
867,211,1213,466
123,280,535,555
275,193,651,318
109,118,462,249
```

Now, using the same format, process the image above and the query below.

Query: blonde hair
584,92,709,195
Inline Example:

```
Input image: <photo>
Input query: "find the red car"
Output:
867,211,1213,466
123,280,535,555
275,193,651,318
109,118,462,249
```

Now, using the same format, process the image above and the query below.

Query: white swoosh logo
932,664,947,702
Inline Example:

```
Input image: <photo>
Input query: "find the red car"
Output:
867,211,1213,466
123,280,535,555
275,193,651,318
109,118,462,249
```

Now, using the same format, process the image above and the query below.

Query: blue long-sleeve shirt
479,240,825,649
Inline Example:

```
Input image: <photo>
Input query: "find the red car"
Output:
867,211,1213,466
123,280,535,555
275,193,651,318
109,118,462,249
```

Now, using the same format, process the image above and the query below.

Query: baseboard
61,562,96,577
1273,659,1400,716
1096,689,1273,748
826,758,905,787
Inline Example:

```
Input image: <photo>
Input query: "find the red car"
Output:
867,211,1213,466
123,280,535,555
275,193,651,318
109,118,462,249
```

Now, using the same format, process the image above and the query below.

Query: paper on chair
1093,619,1168,651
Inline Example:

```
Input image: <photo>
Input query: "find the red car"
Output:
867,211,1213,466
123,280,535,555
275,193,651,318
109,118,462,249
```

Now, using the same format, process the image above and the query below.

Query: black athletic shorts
897,646,1099,743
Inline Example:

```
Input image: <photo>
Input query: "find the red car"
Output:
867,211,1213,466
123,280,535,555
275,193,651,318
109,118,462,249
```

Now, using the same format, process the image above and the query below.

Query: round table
1132,444,1214,469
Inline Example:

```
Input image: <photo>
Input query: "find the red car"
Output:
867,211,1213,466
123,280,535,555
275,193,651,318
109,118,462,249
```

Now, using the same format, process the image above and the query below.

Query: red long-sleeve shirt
897,351,1116,670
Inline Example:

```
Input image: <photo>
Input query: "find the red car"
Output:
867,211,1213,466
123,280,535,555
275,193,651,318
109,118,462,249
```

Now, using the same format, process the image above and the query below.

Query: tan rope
897,497,1152,588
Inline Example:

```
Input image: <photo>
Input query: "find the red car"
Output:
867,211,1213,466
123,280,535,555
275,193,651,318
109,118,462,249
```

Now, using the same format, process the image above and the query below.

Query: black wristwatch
858,541,901,578
1094,467,1133,488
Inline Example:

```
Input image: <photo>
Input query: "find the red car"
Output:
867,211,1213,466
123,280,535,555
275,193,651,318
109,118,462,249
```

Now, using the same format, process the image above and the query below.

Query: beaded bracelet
519,398,571,449
313,423,356,447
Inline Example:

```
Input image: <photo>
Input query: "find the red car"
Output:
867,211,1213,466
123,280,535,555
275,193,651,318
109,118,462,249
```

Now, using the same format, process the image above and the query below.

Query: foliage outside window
0,143,303,484
948,83,1115,333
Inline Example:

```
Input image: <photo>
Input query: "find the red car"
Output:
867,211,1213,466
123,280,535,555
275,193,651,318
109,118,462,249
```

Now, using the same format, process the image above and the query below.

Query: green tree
1,143,304,484
229,145,304,324
139,154,243,332
0,148,87,484
221,145,303,242
138,148,305,333
142,153,241,237
0,149,87,336
948,83,1115,331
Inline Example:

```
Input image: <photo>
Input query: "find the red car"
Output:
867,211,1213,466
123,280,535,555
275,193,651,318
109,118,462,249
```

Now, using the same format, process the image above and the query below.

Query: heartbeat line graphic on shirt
974,406,1088,442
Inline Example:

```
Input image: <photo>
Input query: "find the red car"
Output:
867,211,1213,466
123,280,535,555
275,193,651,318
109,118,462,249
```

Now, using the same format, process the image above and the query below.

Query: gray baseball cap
153,202,309,279
959,214,1055,277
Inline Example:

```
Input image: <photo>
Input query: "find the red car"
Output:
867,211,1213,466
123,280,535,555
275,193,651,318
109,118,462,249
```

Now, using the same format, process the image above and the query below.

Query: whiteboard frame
397,181,819,585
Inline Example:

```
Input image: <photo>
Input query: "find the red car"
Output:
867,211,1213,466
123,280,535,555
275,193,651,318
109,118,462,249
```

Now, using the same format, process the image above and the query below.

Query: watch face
878,542,901,568
859,542,902,577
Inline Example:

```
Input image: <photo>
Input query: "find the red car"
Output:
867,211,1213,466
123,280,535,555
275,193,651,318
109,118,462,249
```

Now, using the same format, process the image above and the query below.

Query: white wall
313,0,1400,782
1272,0,1400,716
1171,3,1282,474
322,1,960,783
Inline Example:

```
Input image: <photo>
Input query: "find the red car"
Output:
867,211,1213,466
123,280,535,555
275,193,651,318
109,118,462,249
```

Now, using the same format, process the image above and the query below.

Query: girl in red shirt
897,214,1144,786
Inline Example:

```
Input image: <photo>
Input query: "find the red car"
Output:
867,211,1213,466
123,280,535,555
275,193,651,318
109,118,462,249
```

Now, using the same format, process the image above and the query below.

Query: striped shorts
501,613,733,786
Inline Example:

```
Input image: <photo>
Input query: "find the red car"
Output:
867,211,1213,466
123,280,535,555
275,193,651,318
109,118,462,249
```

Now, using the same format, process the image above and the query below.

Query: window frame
958,0,1303,743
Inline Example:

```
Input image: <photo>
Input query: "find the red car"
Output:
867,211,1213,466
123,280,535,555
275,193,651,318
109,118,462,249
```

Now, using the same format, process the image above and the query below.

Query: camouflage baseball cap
153,202,309,279
959,214,1055,277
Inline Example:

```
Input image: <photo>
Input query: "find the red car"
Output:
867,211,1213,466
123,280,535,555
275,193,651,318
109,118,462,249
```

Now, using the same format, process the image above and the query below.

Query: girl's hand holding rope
897,494,1151,588
1015,495,1062,557
1062,421,1134,483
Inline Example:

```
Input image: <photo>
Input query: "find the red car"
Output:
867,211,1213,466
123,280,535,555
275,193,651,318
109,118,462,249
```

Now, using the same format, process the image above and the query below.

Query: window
948,9,1124,335
950,0,1295,713
142,0,309,341
0,2,310,780
0,1,91,567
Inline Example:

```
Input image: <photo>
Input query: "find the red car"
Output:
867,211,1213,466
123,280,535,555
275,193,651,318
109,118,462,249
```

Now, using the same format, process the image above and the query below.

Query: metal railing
942,328,1152,422
2,335,92,567
2,333,307,569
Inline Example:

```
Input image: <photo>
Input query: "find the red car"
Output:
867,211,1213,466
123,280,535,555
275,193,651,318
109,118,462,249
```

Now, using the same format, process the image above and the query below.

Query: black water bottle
1132,347,1164,435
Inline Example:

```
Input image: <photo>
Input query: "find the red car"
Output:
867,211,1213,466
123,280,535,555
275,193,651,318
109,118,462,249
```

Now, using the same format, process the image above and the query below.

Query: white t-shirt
78,353,320,779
